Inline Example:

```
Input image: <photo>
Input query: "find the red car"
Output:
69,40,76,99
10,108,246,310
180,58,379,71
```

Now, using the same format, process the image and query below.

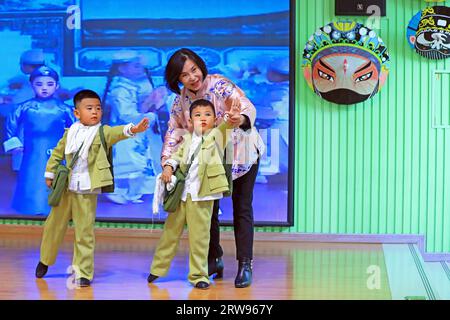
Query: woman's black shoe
208,257,224,279
147,273,159,283
234,258,252,288
195,281,210,289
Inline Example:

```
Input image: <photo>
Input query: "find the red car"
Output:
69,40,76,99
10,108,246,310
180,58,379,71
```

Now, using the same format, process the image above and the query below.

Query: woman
162,48,264,288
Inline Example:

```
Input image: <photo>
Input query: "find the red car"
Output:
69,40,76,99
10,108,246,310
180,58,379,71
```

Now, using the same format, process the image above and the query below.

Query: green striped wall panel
295,0,450,253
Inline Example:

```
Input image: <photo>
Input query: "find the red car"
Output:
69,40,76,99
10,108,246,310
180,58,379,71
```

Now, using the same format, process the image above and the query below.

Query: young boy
35,89,149,287
3,65,74,215
148,99,238,289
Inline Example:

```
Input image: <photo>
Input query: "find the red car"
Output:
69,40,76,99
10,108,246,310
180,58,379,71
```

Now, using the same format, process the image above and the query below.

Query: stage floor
0,225,448,300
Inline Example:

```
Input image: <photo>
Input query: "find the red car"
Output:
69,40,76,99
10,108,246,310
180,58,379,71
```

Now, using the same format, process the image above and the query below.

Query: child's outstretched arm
106,118,150,147
130,117,150,134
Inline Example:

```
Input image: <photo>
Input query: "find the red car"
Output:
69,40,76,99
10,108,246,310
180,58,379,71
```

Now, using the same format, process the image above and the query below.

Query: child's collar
78,121,102,128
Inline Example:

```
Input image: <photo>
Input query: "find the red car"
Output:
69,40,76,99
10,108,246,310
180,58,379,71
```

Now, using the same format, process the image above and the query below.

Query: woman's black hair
165,48,208,95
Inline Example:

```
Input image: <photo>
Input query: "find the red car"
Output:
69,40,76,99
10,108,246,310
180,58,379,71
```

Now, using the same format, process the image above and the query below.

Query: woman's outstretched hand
225,100,242,127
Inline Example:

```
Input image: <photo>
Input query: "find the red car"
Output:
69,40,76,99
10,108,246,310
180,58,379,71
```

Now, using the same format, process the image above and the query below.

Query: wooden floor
0,225,392,300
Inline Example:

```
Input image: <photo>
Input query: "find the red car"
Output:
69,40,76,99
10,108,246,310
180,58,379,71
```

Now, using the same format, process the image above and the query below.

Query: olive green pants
40,191,97,280
150,194,214,285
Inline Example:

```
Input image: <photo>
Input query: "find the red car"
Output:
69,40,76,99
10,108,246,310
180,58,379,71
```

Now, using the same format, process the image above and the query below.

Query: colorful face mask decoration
303,21,390,105
407,6,450,60
406,11,422,49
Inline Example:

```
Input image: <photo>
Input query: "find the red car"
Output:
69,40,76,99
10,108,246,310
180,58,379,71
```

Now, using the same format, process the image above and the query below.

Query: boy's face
74,98,102,126
190,104,216,135
31,76,59,99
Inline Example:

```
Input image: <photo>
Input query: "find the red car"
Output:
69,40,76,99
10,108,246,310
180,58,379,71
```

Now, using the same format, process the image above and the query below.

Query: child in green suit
35,89,150,287
148,99,239,289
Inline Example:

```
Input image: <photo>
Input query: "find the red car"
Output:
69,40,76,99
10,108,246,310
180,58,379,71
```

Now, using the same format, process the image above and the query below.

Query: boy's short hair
29,66,59,83
189,99,216,118
73,89,101,108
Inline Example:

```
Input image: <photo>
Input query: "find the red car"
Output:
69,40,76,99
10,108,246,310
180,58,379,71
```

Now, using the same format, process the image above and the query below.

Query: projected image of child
3,66,75,215
102,50,168,204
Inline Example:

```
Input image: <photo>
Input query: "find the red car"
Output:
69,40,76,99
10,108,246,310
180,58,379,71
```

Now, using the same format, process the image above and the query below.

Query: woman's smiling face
179,58,204,93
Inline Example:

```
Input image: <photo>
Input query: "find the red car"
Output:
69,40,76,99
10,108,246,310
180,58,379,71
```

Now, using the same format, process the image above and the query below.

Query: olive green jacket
170,122,233,198
45,125,128,191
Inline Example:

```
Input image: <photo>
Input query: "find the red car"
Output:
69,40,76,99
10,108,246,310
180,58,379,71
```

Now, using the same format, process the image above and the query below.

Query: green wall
293,0,449,254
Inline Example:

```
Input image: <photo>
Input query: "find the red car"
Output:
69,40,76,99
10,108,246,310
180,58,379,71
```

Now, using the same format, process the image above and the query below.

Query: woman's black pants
208,161,259,261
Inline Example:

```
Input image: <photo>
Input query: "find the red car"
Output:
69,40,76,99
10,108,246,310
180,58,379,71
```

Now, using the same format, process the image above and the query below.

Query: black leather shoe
76,277,91,287
208,257,224,279
35,262,48,278
147,273,159,283
195,281,210,289
234,258,252,288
